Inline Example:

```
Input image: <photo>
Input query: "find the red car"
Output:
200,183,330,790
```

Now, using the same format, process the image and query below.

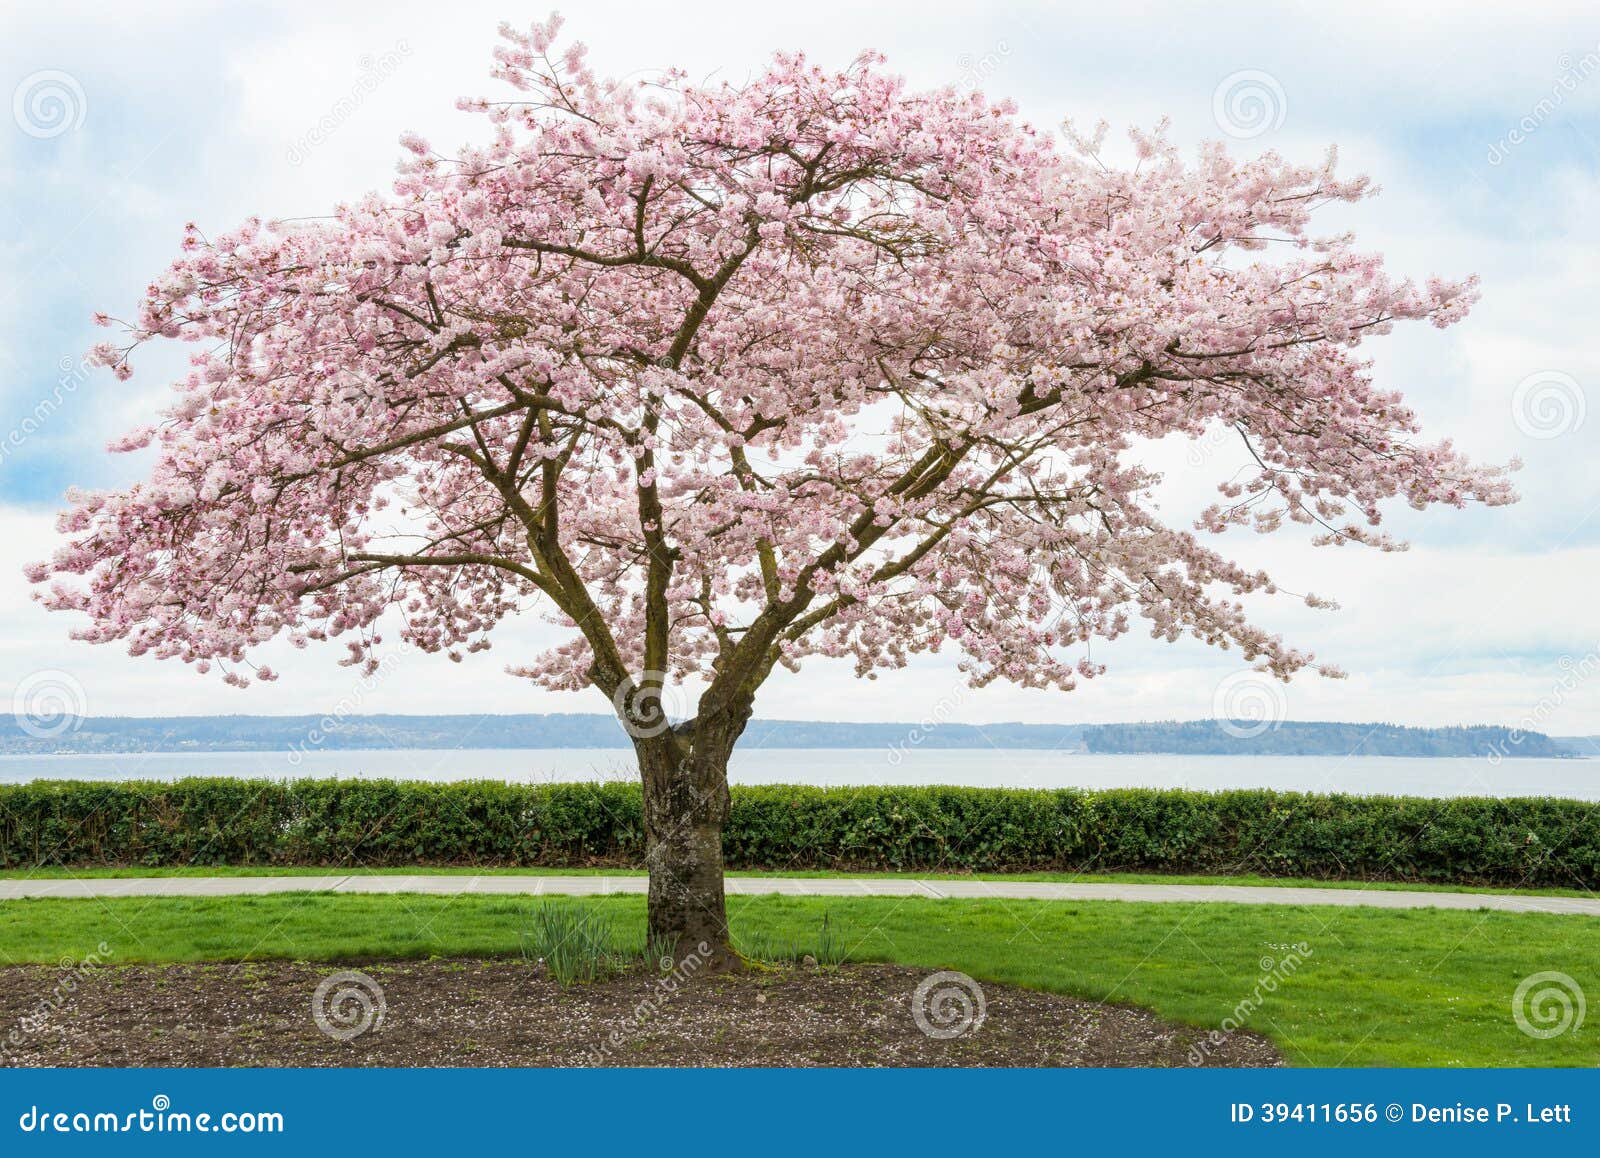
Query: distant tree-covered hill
1084,720,1572,759
0,714,1578,758
0,714,1085,755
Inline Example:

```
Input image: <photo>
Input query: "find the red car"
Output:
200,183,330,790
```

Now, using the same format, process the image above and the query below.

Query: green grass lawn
0,863,1593,899
0,891,1593,1067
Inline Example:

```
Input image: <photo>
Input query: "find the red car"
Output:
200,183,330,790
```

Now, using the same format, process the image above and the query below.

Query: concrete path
0,875,1596,915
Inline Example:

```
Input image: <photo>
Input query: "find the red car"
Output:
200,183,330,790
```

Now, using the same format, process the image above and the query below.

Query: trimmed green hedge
0,778,1594,887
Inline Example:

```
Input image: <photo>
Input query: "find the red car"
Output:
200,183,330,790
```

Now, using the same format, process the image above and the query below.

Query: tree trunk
637,702,749,972
644,809,733,966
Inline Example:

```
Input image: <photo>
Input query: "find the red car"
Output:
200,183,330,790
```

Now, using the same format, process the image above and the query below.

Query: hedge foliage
0,778,1595,887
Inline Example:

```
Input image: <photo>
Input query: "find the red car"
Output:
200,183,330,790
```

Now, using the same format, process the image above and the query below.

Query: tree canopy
35,16,1514,728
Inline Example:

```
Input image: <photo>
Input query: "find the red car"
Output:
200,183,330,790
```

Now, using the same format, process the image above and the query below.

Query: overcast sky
2,1,1598,731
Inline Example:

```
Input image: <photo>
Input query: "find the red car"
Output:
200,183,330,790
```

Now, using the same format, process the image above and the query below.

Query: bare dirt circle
0,960,1282,1068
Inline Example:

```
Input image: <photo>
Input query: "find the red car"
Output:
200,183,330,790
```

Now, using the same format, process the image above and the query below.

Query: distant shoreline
0,715,1582,760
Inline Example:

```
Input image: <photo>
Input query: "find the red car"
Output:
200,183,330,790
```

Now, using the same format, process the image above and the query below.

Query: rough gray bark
635,695,752,970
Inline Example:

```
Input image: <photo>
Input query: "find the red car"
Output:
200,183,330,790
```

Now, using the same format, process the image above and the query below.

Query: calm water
0,748,1593,800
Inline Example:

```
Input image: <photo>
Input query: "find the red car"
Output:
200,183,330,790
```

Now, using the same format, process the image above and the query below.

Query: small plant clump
737,911,848,968
521,901,853,981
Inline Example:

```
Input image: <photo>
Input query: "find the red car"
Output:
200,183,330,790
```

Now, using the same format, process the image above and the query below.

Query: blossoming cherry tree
35,19,1514,963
